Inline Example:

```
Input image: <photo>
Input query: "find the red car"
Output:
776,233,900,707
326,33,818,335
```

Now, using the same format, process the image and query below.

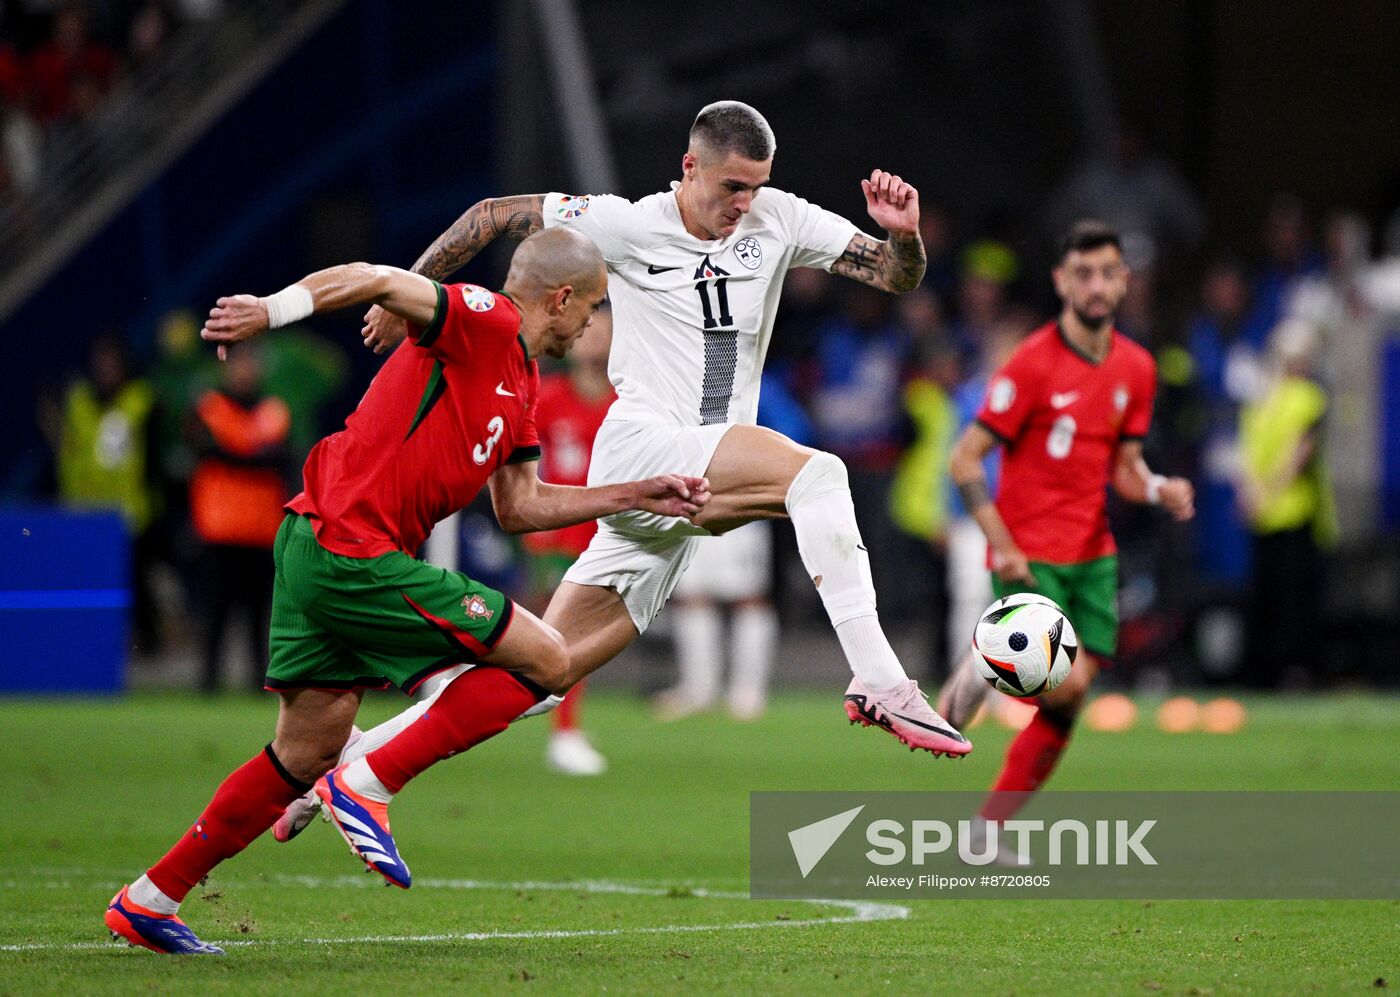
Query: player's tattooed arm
410,195,546,281
830,232,927,293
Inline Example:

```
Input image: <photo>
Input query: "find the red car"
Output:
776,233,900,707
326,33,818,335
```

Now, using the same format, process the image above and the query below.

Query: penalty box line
1,875,909,953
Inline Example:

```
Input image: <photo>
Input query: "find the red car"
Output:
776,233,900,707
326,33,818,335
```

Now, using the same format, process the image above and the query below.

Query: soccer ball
971,593,1078,697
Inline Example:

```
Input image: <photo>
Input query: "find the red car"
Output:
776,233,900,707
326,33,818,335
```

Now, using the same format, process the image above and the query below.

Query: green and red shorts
991,555,1118,658
265,514,514,693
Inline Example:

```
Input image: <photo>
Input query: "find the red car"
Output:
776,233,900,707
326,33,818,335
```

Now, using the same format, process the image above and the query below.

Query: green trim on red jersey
405,359,447,440
1056,323,1110,366
975,417,1010,445
416,281,450,348
494,289,530,360
504,444,542,465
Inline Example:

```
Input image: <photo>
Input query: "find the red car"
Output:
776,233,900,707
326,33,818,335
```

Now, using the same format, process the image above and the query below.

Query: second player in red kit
976,320,1158,566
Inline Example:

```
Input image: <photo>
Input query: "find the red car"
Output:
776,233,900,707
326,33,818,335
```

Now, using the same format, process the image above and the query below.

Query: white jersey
542,184,858,427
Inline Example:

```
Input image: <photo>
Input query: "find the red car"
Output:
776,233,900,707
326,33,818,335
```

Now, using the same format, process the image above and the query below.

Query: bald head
503,227,606,302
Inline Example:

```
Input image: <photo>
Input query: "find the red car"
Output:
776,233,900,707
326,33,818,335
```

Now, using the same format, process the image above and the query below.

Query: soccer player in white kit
273,102,968,836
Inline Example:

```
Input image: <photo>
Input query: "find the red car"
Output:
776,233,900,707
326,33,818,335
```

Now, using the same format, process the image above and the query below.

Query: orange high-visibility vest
190,391,290,548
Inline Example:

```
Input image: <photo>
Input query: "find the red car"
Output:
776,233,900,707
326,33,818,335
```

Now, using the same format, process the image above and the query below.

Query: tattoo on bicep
412,195,545,281
831,233,926,292
490,195,545,241
957,479,991,511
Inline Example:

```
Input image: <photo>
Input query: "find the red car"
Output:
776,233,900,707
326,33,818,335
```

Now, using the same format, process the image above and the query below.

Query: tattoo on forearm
836,234,882,276
411,195,545,280
884,232,926,292
831,232,926,293
957,479,991,511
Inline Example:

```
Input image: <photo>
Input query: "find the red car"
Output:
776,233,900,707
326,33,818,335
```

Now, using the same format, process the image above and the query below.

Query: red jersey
521,373,615,556
288,283,540,557
976,322,1156,564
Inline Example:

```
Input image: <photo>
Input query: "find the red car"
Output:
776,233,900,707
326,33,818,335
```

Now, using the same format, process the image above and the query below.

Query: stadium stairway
0,0,347,327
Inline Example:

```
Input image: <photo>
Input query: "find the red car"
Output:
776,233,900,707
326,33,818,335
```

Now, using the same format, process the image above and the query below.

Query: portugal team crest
1113,385,1130,411
462,594,494,620
555,194,590,219
734,236,763,270
462,285,496,312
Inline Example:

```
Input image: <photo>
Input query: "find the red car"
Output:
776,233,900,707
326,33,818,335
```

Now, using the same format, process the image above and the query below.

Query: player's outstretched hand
861,169,919,237
1159,476,1195,522
201,294,270,362
632,474,712,520
362,304,409,355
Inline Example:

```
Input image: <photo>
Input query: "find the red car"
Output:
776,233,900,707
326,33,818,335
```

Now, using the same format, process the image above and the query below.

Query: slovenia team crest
462,285,496,312
555,194,590,219
462,594,494,620
734,236,763,270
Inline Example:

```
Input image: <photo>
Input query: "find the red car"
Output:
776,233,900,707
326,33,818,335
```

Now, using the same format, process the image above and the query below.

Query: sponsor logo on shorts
462,594,494,620
734,236,763,270
555,194,590,219
462,285,496,312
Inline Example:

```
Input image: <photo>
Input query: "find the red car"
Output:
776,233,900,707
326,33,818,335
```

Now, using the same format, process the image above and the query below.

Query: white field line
0,874,909,953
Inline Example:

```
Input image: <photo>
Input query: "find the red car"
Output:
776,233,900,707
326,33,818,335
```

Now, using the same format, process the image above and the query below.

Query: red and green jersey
287,282,541,558
521,373,615,557
976,322,1156,564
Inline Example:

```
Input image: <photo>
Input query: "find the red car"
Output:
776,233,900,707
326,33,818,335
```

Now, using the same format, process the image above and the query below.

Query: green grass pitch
1,690,1396,994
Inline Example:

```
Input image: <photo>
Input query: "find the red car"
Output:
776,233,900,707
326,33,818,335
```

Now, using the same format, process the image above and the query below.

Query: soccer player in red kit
104,228,710,954
524,306,616,775
944,221,1194,862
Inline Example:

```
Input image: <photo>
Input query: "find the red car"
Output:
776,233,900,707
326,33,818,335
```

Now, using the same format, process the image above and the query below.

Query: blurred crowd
0,1,218,223
36,308,345,691
32,156,1400,692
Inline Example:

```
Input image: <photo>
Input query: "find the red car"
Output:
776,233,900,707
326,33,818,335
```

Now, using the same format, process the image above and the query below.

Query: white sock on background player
785,452,907,691
728,602,776,716
670,602,724,706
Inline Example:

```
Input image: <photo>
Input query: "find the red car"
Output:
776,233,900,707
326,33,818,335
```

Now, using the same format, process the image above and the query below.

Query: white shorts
673,520,773,602
563,419,734,631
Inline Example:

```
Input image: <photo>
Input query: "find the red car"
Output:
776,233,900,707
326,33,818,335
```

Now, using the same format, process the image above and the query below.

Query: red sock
365,667,541,794
552,680,584,731
979,707,1073,822
146,747,308,901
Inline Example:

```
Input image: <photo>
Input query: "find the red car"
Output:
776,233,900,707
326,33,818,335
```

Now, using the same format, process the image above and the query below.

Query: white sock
835,615,906,690
671,602,723,703
128,874,179,915
786,452,908,690
728,603,777,705
340,757,393,804
347,664,471,761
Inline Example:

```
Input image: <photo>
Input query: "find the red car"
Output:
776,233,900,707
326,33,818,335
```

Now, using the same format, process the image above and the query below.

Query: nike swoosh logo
495,382,515,397
1050,391,1080,409
647,265,679,274
889,711,967,741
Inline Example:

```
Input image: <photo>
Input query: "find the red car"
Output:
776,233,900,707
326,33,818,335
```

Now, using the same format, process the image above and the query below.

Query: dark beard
1071,306,1113,333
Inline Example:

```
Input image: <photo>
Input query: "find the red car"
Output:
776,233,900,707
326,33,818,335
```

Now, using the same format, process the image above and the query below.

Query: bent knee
785,450,850,511
532,625,571,689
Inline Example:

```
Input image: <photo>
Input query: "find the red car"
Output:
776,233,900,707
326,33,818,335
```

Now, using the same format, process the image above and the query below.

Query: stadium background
1,3,1398,992
2,0,1399,694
